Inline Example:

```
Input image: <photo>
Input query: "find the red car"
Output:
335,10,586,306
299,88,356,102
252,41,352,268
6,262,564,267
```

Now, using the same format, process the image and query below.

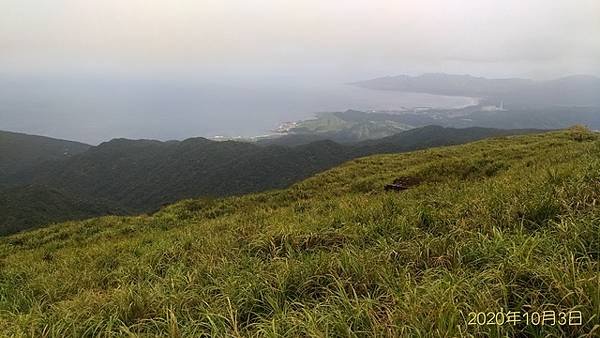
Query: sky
1,0,599,81
0,0,599,143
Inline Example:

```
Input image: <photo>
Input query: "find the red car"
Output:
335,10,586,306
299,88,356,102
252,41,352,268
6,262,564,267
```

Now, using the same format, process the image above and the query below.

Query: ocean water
0,76,474,144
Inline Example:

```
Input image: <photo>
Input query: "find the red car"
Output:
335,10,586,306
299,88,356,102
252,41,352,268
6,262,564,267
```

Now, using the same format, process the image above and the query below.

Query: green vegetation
0,130,90,181
0,185,121,236
1,126,537,235
293,112,350,133
349,74,600,132
276,111,413,144
0,128,597,336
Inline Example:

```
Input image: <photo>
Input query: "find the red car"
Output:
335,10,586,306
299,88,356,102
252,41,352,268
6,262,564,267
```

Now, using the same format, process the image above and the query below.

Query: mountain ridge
352,73,600,107
0,130,91,184
0,126,542,234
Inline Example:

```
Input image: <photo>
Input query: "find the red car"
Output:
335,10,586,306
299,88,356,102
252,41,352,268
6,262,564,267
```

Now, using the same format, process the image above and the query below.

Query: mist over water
0,75,473,144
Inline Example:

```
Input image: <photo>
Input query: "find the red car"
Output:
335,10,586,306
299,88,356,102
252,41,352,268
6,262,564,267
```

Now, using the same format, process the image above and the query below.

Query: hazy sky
1,0,599,81
1,0,599,143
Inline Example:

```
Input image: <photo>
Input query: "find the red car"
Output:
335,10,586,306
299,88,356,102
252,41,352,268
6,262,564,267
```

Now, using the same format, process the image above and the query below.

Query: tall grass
0,128,598,337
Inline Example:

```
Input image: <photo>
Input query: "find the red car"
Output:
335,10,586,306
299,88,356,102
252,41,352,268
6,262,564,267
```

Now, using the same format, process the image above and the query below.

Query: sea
0,76,475,145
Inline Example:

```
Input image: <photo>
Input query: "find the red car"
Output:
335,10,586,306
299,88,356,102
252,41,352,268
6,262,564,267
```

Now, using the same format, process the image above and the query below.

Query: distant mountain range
0,126,542,234
352,73,600,107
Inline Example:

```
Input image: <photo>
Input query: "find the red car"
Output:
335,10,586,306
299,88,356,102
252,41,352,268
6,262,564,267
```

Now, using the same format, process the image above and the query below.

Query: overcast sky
1,0,599,81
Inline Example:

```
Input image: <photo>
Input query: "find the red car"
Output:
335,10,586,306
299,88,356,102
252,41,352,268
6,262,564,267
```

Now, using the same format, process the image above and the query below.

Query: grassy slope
0,128,598,337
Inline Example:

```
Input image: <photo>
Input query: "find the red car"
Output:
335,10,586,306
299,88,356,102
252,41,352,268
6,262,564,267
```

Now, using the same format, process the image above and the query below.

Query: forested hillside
0,130,90,184
0,185,120,236
1,126,540,234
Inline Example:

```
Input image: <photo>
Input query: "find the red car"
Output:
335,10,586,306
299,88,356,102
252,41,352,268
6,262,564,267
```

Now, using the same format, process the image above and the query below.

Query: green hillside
0,130,90,183
0,128,598,336
2,126,538,235
0,185,122,236
276,111,414,144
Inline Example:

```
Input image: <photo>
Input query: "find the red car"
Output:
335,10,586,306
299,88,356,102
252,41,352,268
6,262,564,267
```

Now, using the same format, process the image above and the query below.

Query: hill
0,128,597,336
264,108,600,147
352,73,600,107
1,127,540,234
0,130,90,185
357,125,543,150
353,73,532,97
15,137,349,212
260,110,413,145
0,185,122,235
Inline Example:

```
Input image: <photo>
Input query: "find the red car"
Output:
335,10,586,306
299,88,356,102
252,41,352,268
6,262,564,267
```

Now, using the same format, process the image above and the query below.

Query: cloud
0,0,598,78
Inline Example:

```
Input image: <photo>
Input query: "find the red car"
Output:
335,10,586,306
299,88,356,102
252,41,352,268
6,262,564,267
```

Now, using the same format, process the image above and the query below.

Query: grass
0,127,598,337
292,112,349,133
